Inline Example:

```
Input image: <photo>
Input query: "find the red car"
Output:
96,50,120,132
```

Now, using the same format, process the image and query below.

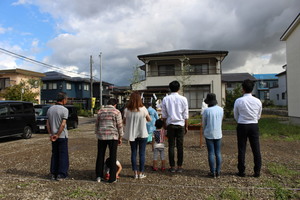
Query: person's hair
57,92,67,102
155,119,164,129
107,98,117,106
169,80,180,92
126,92,144,111
242,79,255,93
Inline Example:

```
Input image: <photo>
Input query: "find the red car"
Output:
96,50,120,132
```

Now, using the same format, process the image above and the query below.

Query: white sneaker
134,174,139,179
139,173,146,179
96,177,101,182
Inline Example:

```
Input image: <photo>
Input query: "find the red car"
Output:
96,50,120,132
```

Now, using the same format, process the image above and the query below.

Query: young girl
104,157,122,180
152,119,166,171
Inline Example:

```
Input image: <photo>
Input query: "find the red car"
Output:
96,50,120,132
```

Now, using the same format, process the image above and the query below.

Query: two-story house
133,49,228,111
281,13,300,124
0,68,45,103
41,71,91,108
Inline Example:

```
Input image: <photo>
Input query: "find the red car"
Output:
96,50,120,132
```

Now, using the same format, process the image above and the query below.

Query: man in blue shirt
234,79,262,178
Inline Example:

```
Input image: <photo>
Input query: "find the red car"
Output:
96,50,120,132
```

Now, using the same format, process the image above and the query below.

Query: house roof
0,68,45,78
42,71,90,83
253,74,278,80
276,71,286,77
280,13,300,41
221,73,256,82
138,49,228,60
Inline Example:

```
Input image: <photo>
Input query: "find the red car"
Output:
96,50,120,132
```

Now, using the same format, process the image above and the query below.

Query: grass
219,188,246,200
267,163,300,178
222,116,300,141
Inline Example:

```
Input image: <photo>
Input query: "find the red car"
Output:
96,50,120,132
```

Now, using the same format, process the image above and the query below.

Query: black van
0,101,36,139
34,105,78,132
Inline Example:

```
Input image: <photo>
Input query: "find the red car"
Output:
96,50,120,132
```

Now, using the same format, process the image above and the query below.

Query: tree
176,55,192,95
223,84,243,118
0,79,41,103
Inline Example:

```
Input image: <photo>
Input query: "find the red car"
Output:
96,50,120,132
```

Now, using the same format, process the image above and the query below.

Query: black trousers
237,123,262,174
167,124,185,167
95,140,118,182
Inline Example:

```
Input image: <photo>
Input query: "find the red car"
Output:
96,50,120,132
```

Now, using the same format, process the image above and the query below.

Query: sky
0,0,299,86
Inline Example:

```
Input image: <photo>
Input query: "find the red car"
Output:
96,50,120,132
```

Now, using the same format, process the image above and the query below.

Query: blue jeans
51,138,69,178
130,138,147,172
205,138,222,174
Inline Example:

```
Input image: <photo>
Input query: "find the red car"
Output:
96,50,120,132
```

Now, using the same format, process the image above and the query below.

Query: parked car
0,101,36,139
34,105,78,132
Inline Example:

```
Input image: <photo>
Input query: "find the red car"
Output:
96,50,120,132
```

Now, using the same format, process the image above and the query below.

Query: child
104,157,122,180
152,119,166,171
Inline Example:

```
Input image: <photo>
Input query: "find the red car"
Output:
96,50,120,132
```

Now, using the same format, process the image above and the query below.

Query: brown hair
126,92,144,111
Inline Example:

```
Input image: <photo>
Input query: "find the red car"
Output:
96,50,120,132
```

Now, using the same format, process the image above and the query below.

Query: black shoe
208,172,216,178
216,172,220,178
236,172,245,177
168,168,176,173
253,173,260,178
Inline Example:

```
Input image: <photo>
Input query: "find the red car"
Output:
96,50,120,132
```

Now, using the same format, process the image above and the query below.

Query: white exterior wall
269,74,287,106
286,24,300,121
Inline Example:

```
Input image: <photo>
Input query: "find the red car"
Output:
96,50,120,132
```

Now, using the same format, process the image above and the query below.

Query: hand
51,134,58,142
118,139,122,146
185,127,188,135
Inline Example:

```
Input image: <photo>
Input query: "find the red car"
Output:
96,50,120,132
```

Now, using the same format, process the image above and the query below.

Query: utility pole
90,55,93,115
99,52,102,108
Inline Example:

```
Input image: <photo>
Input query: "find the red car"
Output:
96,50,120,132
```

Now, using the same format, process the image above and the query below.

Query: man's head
155,119,164,129
169,80,180,92
107,98,118,106
57,92,67,105
242,79,255,93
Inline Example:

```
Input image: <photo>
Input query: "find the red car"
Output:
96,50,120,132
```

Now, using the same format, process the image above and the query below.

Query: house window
79,84,82,90
277,94,279,100
66,83,72,90
187,64,209,75
0,78,10,90
282,92,286,100
158,65,175,76
48,83,57,90
42,83,47,90
184,85,210,109
84,84,89,91
227,83,233,88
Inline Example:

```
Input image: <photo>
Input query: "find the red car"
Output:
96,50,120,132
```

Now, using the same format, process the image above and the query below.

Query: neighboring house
93,81,115,107
221,73,256,93
269,68,287,106
281,13,300,124
41,71,91,108
253,74,278,101
0,68,45,103
133,49,228,111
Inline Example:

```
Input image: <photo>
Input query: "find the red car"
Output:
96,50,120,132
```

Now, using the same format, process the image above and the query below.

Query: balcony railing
146,69,218,77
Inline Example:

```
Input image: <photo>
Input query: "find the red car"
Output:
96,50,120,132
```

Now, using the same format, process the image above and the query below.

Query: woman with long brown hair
123,92,151,179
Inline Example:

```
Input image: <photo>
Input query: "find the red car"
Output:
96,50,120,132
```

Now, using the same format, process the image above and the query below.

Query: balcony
146,69,218,77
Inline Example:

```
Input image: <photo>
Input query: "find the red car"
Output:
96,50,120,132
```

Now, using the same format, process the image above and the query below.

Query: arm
52,119,67,141
233,100,239,122
46,119,53,141
184,119,188,134
116,111,123,145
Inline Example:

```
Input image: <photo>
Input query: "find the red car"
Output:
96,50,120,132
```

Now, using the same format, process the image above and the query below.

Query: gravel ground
0,117,299,200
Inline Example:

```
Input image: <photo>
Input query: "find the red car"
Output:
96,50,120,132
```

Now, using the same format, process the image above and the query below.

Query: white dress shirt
234,93,262,124
161,92,189,126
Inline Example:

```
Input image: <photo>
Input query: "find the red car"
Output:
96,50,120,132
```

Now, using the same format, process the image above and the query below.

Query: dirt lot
0,117,299,200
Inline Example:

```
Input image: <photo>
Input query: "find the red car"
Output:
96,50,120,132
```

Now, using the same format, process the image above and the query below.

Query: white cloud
7,0,300,85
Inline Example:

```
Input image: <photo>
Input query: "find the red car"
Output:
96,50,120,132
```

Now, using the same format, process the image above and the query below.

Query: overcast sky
0,0,299,86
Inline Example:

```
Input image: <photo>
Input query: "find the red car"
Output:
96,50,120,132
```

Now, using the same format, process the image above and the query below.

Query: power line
0,47,91,78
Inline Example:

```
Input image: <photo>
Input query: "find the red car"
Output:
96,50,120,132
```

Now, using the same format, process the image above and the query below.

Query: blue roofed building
253,74,278,101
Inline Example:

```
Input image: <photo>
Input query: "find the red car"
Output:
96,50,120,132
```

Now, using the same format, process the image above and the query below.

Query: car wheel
73,121,78,129
22,126,32,139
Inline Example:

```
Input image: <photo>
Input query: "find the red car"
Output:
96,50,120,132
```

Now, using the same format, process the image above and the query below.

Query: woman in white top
123,92,151,179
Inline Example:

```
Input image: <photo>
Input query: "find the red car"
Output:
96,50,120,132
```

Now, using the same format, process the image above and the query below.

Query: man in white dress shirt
234,79,262,177
162,80,189,173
